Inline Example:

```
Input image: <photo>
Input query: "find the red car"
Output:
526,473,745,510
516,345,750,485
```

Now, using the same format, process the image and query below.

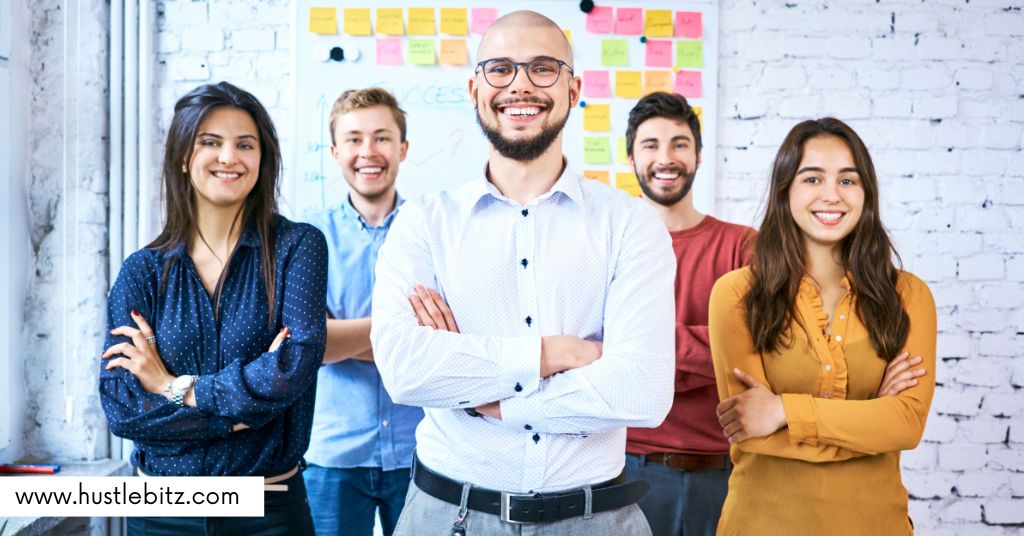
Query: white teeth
359,167,383,174
654,172,679,179
504,107,540,116
213,172,240,179
814,212,843,221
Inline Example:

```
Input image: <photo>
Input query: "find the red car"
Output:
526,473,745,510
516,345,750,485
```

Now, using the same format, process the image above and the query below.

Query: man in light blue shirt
304,87,422,536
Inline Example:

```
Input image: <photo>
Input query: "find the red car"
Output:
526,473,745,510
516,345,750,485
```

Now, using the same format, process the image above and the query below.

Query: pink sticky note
470,8,498,35
586,6,614,34
584,70,611,98
376,38,403,65
675,11,702,38
615,8,643,35
673,70,702,98
645,40,672,68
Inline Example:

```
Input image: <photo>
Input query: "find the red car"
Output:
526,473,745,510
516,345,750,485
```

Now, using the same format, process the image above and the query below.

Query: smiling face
470,14,580,161
628,116,700,207
187,106,261,212
788,135,865,254
330,105,408,203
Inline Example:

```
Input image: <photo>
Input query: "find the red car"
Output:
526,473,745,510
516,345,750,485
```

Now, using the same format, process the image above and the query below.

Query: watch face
173,375,194,392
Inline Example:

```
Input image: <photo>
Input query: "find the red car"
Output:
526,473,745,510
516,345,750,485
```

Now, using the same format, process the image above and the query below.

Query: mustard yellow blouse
709,268,936,536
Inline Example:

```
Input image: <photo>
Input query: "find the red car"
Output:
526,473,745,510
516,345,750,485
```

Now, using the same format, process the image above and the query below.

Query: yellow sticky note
439,39,468,65
644,70,673,95
309,7,338,35
408,8,436,35
377,8,404,35
440,8,468,35
644,9,673,37
563,29,572,44
583,104,611,132
407,39,436,65
616,172,642,197
583,137,612,164
616,136,628,164
583,169,610,184
615,71,642,98
343,8,372,36
694,106,703,126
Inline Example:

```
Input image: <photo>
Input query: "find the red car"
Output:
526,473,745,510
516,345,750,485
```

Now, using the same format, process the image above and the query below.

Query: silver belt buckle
500,491,533,524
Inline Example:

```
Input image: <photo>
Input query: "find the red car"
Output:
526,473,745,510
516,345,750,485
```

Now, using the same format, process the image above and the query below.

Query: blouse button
835,335,842,342
839,314,846,320
824,364,832,371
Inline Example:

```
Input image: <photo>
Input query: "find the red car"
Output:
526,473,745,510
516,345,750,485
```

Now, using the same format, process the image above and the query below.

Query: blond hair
328,87,407,144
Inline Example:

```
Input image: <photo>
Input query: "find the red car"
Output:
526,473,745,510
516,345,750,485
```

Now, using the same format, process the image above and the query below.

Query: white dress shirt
371,164,675,493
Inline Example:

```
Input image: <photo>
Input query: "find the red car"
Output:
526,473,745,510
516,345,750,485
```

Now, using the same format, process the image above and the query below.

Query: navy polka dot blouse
99,216,328,477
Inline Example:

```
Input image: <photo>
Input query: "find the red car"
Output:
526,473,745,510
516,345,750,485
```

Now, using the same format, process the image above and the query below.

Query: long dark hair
745,117,909,360
148,82,281,321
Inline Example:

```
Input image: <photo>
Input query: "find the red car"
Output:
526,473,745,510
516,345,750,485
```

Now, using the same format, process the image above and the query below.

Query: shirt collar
341,193,404,230
464,158,585,217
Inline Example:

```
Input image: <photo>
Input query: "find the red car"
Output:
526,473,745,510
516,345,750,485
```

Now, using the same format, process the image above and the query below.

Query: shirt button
824,364,832,371
522,209,529,217
532,433,540,443
525,316,532,327
521,258,528,268
524,424,532,430
514,382,523,392
835,335,842,342
382,420,389,427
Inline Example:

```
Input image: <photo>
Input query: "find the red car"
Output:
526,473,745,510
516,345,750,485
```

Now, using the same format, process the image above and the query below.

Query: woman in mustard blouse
709,117,936,535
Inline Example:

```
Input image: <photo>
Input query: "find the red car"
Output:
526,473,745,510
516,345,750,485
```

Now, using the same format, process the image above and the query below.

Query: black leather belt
412,455,649,524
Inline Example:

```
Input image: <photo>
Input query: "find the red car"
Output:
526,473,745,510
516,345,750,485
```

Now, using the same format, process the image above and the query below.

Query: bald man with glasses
371,11,674,534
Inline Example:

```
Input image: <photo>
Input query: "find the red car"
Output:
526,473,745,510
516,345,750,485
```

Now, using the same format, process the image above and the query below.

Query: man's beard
635,165,697,207
475,101,569,162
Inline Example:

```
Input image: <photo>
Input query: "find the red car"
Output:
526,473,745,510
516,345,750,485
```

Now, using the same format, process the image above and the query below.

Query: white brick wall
151,1,1024,533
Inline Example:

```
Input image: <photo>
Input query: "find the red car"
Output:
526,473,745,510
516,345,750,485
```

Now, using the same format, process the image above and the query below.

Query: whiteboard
289,0,718,218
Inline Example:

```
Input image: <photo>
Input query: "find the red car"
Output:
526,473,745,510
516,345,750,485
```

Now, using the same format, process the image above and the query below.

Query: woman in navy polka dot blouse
99,82,327,534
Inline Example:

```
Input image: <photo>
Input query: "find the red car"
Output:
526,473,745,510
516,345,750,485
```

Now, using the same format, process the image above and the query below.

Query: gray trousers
393,479,653,536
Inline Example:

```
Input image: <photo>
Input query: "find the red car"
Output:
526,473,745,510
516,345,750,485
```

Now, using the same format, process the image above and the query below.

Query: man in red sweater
623,92,755,536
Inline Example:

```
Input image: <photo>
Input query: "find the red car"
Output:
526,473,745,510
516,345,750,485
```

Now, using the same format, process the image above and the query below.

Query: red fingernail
131,310,139,317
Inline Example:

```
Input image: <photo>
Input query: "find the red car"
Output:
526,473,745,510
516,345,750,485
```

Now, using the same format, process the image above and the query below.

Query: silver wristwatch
165,375,196,407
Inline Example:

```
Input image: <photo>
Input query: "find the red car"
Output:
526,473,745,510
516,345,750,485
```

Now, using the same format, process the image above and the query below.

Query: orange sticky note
440,8,468,35
615,70,643,98
439,39,468,65
376,8,404,35
644,70,673,95
343,8,372,36
376,38,403,65
616,172,642,197
675,11,703,38
644,9,673,37
583,104,611,132
673,70,702,98
309,7,338,35
583,169,610,184
408,8,436,35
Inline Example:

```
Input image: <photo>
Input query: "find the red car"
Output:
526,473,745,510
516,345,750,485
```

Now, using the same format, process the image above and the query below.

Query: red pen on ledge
0,464,61,474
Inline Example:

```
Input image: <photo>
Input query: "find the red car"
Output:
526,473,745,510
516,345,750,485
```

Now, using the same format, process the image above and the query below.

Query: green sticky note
601,39,629,67
407,39,436,65
676,41,704,69
583,137,612,164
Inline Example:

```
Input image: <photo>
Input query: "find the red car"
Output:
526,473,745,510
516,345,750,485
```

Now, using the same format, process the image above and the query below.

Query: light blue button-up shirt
304,195,422,471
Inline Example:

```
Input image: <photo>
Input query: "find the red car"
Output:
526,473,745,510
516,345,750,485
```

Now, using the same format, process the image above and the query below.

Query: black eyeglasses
475,57,574,88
